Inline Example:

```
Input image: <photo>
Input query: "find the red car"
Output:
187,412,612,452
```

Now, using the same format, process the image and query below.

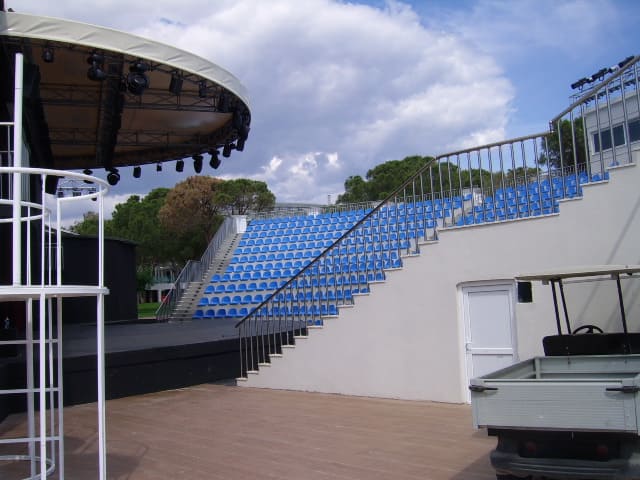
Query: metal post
550,281,563,335
558,279,571,334
12,52,23,285
97,188,107,480
39,292,47,478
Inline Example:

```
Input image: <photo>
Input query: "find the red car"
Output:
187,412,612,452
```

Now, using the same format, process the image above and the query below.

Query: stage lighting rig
133,166,142,178
106,168,120,186
176,159,184,172
209,150,221,169
222,143,234,158
169,72,183,95
193,154,203,173
41,46,54,63
87,52,107,81
127,60,150,95
156,163,163,172
198,80,207,98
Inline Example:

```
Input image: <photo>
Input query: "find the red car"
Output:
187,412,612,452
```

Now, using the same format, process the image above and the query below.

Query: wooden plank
0,385,496,479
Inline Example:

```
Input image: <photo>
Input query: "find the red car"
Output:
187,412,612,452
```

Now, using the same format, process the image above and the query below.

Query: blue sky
9,0,640,220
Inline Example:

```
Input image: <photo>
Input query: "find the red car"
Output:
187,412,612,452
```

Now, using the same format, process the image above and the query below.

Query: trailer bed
471,354,640,434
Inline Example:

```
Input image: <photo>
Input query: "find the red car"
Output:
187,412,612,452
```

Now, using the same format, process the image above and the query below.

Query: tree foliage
158,176,225,246
70,176,276,276
69,211,100,235
336,155,527,204
539,118,587,170
214,178,276,214
337,156,433,203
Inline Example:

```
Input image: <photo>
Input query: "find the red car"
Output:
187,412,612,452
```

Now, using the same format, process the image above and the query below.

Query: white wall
242,162,640,403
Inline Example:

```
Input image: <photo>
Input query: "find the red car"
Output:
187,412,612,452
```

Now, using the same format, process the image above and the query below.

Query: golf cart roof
516,265,640,283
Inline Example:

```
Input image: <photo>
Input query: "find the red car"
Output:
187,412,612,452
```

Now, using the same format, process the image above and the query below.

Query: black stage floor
62,318,239,356
1,319,242,419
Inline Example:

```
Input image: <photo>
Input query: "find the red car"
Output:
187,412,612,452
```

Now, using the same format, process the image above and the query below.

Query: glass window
593,124,626,152
629,118,640,143
613,124,625,147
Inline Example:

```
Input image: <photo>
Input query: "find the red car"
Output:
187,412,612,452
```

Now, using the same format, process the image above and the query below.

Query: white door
462,283,517,400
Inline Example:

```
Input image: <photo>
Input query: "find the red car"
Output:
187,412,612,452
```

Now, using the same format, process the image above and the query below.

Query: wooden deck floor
1,384,496,479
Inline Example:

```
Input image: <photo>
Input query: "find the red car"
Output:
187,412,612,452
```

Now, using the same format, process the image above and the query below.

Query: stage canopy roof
0,10,251,171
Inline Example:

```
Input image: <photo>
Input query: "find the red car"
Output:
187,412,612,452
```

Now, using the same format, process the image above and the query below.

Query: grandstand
155,54,640,405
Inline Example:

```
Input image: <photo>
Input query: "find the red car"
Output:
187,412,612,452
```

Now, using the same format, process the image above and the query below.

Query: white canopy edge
516,265,640,282
0,11,250,108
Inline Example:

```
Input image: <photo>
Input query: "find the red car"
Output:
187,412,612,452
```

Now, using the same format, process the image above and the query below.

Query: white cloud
11,0,515,205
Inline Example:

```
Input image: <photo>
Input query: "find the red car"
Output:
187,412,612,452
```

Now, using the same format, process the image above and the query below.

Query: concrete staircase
169,233,243,322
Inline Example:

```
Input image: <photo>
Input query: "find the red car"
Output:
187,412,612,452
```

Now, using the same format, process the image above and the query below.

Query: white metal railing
155,215,239,321
1,53,109,480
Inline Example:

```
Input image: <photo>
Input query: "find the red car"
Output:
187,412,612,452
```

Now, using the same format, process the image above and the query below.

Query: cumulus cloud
12,0,515,205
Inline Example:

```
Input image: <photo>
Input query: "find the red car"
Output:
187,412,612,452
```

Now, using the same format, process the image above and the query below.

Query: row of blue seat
199,289,356,307
209,268,388,290
194,303,340,319
206,280,286,292
226,253,400,273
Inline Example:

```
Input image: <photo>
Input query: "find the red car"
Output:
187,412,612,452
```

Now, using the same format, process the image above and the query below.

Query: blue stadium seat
209,297,220,306
204,285,214,294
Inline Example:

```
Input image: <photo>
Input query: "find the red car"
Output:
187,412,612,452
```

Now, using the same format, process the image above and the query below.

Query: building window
593,124,625,152
629,118,640,144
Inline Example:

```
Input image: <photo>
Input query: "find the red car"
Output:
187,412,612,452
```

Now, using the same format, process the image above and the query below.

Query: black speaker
44,175,60,195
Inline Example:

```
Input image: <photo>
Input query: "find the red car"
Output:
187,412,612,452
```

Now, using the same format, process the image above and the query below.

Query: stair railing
155,216,238,321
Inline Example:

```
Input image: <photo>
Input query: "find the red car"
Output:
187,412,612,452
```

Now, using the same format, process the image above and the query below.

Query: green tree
213,178,275,214
337,156,433,203
106,188,180,267
69,211,100,235
158,176,225,247
539,118,587,171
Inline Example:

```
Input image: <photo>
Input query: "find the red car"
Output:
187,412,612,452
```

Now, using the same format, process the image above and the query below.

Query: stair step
246,370,259,375
293,335,308,339
258,362,271,367
269,353,283,358
281,344,295,349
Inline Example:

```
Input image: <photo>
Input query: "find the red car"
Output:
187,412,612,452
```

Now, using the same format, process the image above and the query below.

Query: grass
138,302,160,319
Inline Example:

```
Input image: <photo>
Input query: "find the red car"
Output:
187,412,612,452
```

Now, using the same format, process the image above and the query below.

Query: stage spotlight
198,80,207,98
169,72,183,95
176,159,184,172
83,168,93,184
235,137,245,152
127,61,150,95
193,154,203,173
222,143,234,158
87,52,107,81
570,77,589,90
133,166,142,178
238,123,250,141
618,56,635,68
106,168,120,186
209,150,221,169
156,163,163,172
42,46,54,63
